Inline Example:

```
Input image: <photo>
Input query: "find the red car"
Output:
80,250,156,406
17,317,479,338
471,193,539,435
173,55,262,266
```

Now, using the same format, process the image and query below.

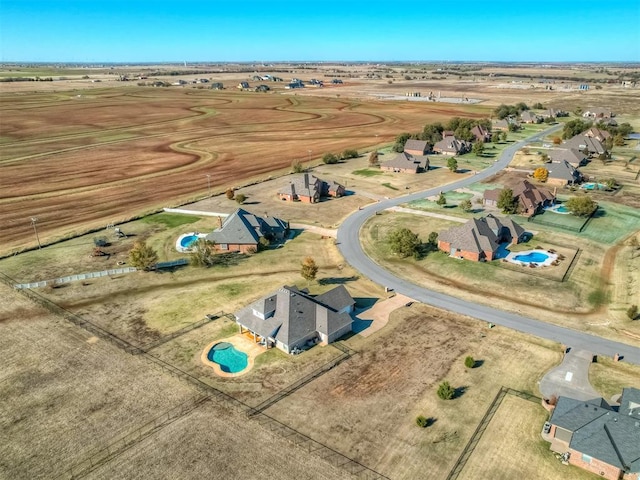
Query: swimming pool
506,249,558,267
175,232,207,253
581,182,606,190
513,252,550,263
180,235,198,249
207,342,248,373
547,204,570,214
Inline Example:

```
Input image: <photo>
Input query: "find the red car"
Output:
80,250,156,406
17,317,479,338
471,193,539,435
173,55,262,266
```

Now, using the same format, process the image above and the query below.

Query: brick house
483,180,555,217
433,135,471,156
278,173,344,203
437,214,525,261
565,134,606,156
546,387,640,480
520,111,542,124
584,127,612,142
205,208,288,253
380,152,429,173
470,125,492,142
548,148,588,168
403,139,430,156
234,285,354,353
543,160,583,186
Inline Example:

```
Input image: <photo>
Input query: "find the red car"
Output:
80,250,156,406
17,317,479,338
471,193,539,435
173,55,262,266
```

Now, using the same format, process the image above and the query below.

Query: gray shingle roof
550,392,640,473
381,152,428,171
548,148,587,167
543,160,582,182
565,135,606,155
234,285,353,349
433,136,470,154
404,139,429,153
205,208,287,245
439,214,524,255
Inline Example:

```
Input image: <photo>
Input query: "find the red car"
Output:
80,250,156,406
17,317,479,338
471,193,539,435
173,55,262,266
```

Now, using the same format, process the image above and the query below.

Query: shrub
436,193,447,206
437,381,455,400
225,188,235,200
416,415,429,428
464,356,475,368
459,199,472,212
341,149,359,159
627,305,638,320
291,160,304,173
322,153,339,164
128,241,158,270
235,193,247,204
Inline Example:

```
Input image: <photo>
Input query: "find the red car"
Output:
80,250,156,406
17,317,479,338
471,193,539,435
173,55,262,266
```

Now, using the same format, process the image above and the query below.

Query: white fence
15,267,137,289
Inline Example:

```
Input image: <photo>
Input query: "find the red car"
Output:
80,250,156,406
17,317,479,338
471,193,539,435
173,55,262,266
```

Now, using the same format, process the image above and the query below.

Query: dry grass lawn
458,395,601,480
589,356,640,401
264,304,562,480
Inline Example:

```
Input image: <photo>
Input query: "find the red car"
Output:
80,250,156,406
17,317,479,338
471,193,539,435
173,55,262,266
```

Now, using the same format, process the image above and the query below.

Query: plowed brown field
0,87,487,254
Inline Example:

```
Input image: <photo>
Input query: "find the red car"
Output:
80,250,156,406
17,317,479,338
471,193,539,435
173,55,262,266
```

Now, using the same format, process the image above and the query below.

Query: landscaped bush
464,356,475,368
416,415,429,428
341,149,359,159
627,305,638,320
437,381,455,400
322,153,339,164
235,193,247,204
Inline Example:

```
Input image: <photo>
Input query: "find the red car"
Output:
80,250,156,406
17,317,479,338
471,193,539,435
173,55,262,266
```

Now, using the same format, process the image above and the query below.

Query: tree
552,136,562,145
604,178,617,190
368,150,379,166
447,157,458,172
190,238,217,267
341,149,359,159
459,199,472,212
300,256,318,284
128,240,158,270
472,141,485,156
566,196,597,217
508,122,520,132
464,356,476,368
322,152,339,164
533,167,549,182
291,159,304,173
436,193,447,206
532,102,544,110
497,188,518,214
627,305,638,320
388,228,421,258
437,381,455,400
416,415,429,428
427,231,439,248
225,188,235,200
235,193,247,204
613,133,625,146
500,131,507,142
562,119,591,139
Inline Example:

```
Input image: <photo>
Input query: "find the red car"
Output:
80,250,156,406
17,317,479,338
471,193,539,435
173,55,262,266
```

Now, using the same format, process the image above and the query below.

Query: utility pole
31,217,41,249
205,174,211,197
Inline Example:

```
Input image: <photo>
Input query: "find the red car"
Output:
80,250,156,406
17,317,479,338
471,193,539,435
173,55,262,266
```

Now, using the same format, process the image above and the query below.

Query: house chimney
218,216,223,228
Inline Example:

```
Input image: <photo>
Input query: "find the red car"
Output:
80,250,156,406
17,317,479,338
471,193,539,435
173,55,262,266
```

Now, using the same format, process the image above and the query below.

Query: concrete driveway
354,293,414,338
539,348,600,401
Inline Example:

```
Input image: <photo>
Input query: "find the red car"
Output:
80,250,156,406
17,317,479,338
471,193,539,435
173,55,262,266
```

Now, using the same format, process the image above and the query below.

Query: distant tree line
392,117,492,152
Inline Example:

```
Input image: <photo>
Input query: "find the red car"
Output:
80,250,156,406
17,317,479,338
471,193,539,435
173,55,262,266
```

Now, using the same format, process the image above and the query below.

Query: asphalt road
337,125,640,365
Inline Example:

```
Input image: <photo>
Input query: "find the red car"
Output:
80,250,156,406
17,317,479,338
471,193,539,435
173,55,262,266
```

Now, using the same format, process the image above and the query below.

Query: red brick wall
568,448,622,480
438,241,483,261
215,243,257,254
278,194,294,202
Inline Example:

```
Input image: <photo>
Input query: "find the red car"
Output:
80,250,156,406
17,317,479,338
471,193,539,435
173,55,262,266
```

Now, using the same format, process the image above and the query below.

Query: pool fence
14,266,137,290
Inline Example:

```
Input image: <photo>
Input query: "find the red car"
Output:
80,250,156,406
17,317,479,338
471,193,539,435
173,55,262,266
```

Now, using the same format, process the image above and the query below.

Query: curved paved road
338,125,640,365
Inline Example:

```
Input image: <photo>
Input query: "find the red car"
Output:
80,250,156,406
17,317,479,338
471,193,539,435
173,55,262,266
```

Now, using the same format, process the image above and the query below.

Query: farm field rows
0,86,488,255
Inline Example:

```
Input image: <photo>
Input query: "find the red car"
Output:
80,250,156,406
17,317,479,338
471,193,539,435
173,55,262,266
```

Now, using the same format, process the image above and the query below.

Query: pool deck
505,249,558,267
201,334,264,378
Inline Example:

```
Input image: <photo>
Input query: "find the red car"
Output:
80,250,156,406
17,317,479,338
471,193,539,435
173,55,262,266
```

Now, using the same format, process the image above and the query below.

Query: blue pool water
514,252,550,263
180,235,198,248
555,205,569,213
581,183,606,190
207,342,248,373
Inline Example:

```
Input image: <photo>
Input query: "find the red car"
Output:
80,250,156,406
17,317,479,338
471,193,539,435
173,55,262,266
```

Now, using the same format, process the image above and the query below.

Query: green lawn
352,168,384,177
141,212,201,229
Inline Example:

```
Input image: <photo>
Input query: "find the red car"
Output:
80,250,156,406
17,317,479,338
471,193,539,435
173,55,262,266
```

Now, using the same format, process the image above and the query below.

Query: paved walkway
539,348,600,401
354,293,414,338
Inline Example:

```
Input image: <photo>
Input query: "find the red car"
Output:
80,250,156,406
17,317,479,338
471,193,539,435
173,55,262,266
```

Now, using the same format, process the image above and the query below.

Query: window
219,244,228,250
581,454,592,464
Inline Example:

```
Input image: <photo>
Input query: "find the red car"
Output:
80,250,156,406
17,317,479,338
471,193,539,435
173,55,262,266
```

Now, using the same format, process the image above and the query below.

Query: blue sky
1,0,639,62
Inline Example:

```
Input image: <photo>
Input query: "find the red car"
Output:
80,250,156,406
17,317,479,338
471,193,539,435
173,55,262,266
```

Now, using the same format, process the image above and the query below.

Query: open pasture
0,86,488,255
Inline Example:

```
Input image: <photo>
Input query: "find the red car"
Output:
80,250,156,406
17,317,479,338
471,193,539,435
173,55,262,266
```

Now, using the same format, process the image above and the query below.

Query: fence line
1,271,387,479
57,396,210,479
139,312,233,353
445,387,541,480
247,342,355,417
14,267,137,289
